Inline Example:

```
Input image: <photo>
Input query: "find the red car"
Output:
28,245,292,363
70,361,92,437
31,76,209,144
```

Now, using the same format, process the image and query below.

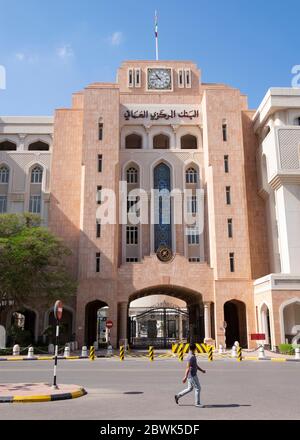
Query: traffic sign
54,300,63,321
106,320,113,329
251,333,266,341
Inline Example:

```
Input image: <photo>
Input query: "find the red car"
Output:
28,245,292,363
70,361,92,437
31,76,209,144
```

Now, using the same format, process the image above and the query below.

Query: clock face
148,68,172,90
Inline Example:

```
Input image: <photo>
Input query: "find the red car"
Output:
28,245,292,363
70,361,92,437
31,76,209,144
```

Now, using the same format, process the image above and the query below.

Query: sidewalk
0,383,87,403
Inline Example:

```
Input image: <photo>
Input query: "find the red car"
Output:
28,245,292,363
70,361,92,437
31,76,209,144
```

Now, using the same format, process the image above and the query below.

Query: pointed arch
28,140,50,151
153,133,170,149
125,133,143,149
181,134,198,149
0,140,17,151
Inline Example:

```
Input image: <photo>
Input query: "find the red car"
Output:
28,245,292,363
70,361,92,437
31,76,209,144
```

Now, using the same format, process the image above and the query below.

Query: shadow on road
179,404,251,408
123,392,144,395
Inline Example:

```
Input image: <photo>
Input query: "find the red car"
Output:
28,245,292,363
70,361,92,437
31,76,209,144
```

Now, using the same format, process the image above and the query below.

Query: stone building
1,61,300,350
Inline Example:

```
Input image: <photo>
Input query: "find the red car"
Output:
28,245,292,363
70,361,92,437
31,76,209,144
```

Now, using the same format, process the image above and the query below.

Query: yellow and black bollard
120,345,125,362
178,344,184,362
208,345,213,362
89,346,95,362
237,346,242,362
149,346,154,362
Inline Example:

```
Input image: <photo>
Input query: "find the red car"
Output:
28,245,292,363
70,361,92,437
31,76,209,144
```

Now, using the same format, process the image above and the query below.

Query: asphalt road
0,358,299,420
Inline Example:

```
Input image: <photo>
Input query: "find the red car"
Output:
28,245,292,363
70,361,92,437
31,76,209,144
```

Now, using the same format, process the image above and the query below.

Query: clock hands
155,73,162,81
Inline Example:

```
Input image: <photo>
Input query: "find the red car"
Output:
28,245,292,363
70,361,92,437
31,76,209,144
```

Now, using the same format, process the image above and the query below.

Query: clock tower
117,60,201,94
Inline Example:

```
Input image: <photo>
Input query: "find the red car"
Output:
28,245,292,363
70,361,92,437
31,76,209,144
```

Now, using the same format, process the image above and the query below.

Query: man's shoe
195,404,203,408
175,395,179,405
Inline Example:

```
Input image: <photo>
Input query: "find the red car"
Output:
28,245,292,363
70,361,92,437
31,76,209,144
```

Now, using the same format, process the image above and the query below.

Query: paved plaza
0,357,299,420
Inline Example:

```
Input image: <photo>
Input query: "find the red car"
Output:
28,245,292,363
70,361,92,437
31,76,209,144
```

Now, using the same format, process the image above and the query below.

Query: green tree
0,213,77,308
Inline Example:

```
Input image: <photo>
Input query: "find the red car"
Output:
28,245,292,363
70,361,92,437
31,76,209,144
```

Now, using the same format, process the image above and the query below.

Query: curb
0,387,87,404
244,356,300,362
0,356,89,362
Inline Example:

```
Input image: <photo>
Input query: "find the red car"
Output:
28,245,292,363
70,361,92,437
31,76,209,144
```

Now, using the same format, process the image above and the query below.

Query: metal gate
129,306,189,349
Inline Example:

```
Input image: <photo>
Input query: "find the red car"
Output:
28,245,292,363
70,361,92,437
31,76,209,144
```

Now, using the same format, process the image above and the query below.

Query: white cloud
108,31,123,46
15,53,25,61
56,44,74,60
15,52,39,64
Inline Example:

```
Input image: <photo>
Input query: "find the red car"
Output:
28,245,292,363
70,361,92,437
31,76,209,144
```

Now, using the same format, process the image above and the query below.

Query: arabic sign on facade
121,105,202,125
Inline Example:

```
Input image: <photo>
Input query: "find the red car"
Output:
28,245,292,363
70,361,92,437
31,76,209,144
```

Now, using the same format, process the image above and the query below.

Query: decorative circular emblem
156,246,174,263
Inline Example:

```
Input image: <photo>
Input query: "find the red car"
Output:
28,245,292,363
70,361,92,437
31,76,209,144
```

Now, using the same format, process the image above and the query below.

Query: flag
155,11,158,38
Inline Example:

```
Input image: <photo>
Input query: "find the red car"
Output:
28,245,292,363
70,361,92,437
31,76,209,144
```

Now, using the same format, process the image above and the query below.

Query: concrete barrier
81,346,88,357
107,345,113,357
231,345,237,358
64,346,70,358
295,347,300,360
27,347,34,359
259,346,267,360
13,345,20,356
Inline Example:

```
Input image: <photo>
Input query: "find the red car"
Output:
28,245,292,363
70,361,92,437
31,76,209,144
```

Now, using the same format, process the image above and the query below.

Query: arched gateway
127,285,205,349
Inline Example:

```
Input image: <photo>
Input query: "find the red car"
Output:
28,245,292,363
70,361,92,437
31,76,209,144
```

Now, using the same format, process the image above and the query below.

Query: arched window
154,163,172,251
153,134,170,149
186,167,198,184
181,134,198,149
0,165,9,184
125,134,142,149
0,141,17,151
31,166,43,184
127,167,138,184
28,141,49,151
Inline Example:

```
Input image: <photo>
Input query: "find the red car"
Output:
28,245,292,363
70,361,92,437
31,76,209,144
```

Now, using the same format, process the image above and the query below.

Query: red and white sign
106,320,113,329
54,300,63,321
251,333,265,341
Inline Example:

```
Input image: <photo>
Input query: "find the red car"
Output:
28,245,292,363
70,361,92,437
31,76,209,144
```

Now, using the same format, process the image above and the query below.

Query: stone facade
1,63,300,350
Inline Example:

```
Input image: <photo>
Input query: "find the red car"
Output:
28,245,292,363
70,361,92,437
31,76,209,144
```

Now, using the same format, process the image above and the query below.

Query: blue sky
0,0,299,115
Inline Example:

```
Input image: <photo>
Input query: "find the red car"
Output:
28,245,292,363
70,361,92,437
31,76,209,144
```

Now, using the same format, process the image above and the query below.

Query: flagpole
155,11,159,61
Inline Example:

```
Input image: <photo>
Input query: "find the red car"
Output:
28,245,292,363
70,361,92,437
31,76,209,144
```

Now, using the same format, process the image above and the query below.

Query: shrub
278,343,300,355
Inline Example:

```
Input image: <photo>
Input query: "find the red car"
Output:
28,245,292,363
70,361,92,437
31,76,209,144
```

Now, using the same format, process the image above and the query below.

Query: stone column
118,302,128,346
204,302,212,341
178,314,183,340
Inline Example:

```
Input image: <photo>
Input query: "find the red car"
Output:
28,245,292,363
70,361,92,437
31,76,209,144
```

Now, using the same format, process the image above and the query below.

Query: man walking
175,343,206,407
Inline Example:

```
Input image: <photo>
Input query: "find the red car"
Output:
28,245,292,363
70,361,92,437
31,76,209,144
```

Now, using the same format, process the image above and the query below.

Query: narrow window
187,227,200,245
128,69,134,87
229,252,235,272
96,220,101,238
189,257,201,262
228,218,233,238
0,195,7,213
29,195,41,214
98,155,103,173
222,122,228,142
96,253,101,273
135,68,141,87
187,196,197,214
224,155,229,173
226,186,231,205
185,69,191,88
97,186,102,205
127,167,138,184
127,196,139,213
0,165,9,183
178,69,184,88
98,123,103,141
31,166,43,184
126,226,138,245
186,168,198,184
